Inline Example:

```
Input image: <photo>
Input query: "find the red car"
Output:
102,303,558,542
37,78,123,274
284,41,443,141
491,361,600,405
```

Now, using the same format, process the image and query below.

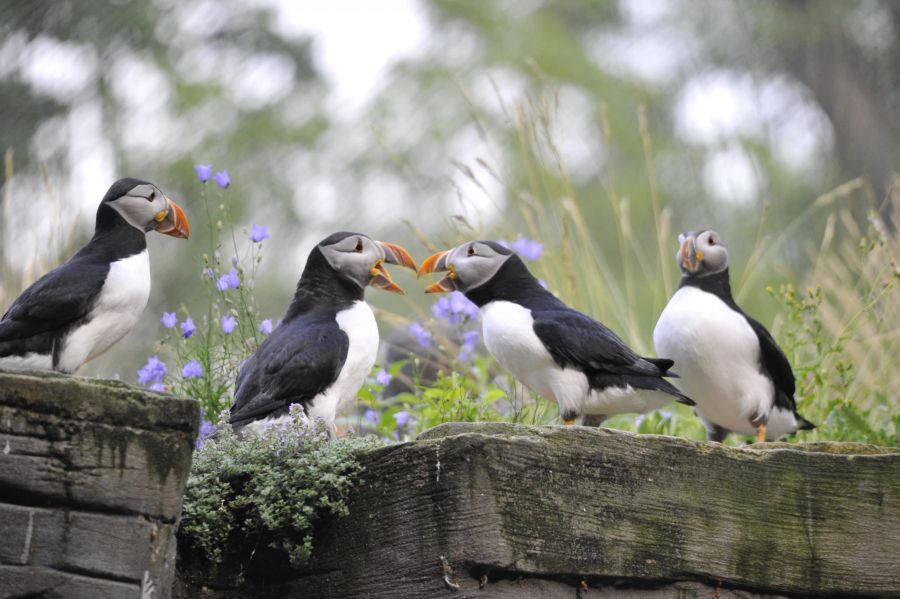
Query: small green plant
179,408,382,568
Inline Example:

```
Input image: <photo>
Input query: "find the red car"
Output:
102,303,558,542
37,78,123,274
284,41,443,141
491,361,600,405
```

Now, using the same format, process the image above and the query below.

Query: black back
229,246,362,426
466,256,692,404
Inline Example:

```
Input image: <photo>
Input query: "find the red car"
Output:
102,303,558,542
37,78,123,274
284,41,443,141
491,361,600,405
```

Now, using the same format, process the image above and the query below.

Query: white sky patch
585,26,695,87
846,0,895,55
19,36,97,101
110,52,172,112
446,124,505,228
549,85,604,182
227,52,296,110
675,71,763,144
619,0,678,26
269,0,428,116
677,70,833,177
67,100,116,222
702,145,761,205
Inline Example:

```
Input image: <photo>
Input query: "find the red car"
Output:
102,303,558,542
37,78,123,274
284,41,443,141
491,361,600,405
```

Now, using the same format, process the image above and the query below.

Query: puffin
653,229,815,442
229,232,416,437
418,241,693,424
0,178,189,373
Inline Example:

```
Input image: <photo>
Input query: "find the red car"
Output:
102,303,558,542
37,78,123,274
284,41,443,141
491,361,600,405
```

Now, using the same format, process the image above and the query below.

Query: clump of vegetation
179,409,382,568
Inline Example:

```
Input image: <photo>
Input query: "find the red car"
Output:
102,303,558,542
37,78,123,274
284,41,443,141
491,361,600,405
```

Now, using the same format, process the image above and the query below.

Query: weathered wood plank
0,369,198,599
0,564,142,599
176,422,900,598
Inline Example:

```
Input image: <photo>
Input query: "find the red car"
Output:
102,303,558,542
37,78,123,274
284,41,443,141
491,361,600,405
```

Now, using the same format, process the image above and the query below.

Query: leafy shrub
179,409,382,568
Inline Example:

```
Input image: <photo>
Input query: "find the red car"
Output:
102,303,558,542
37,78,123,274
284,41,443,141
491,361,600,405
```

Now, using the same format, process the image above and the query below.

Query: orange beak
678,235,699,272
417,249,457,293
369,241,417,295
154,198,190,239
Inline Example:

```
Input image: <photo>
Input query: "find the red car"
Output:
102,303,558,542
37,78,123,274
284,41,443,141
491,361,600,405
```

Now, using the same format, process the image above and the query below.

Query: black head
417,240,515,293
98,177,190,238
315,232,416,294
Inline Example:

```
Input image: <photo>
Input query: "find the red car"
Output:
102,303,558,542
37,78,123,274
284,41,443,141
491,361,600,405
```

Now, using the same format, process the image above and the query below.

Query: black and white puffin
0,178,189,373
418,241,693,424
653,229,815,442
229,232,416,436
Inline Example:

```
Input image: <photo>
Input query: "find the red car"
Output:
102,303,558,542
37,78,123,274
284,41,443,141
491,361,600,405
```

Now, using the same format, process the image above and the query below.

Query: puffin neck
464,255,561,309
285,247,365,318
78,203,147,260
679,268,736,305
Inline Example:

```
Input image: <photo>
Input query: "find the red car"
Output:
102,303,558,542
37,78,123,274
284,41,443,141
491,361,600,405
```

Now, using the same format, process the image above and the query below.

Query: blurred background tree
0,0,896,399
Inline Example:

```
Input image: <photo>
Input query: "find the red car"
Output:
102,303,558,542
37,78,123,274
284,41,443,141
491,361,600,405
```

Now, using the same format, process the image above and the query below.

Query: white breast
305,301,379,428
483,300,679,418
56,251,151,373
482,301,588,417
653,286,775,435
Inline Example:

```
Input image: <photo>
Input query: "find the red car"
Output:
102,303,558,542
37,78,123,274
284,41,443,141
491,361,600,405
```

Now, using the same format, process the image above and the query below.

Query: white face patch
447,242,511,291
109,183,168,232
319,235,383,289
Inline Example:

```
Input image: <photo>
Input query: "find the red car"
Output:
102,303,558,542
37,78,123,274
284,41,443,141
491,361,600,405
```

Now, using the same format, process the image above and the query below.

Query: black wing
532,309,693,404
533,309,670,377
229,312,349,426
743,314,797,411
0,257,108,354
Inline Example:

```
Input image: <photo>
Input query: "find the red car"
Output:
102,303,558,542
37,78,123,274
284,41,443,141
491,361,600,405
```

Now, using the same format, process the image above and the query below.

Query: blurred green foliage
1,2,897,445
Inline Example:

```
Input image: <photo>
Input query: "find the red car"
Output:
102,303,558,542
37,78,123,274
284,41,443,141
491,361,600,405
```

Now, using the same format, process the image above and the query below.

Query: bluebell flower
137,355,167,386
161,312,177,329
364,409,379,425
250,224,269,243
510,238,544,261
214,170,230,189
409,322,431,347
196,418,217,449
259,318,273,335
194,164,212,183
659,410,673,420
375,368,392,385
181,317,196,339
216,270,240,291
635,414,645,427
432,291,479,324
182,360,203,379
462,330,479,350
221,315,237,334
394,410,411,428
150,382,166,392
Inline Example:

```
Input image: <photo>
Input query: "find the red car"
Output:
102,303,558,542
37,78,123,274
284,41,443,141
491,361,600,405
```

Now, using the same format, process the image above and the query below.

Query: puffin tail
640,375,695,406
796,414,816,431
646,357,678,378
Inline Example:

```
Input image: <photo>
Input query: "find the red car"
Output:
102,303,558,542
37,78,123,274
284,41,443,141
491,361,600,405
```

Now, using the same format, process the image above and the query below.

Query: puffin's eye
148,191,156,202
467,245,476,256
354,239,364,252
708,235,716,246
